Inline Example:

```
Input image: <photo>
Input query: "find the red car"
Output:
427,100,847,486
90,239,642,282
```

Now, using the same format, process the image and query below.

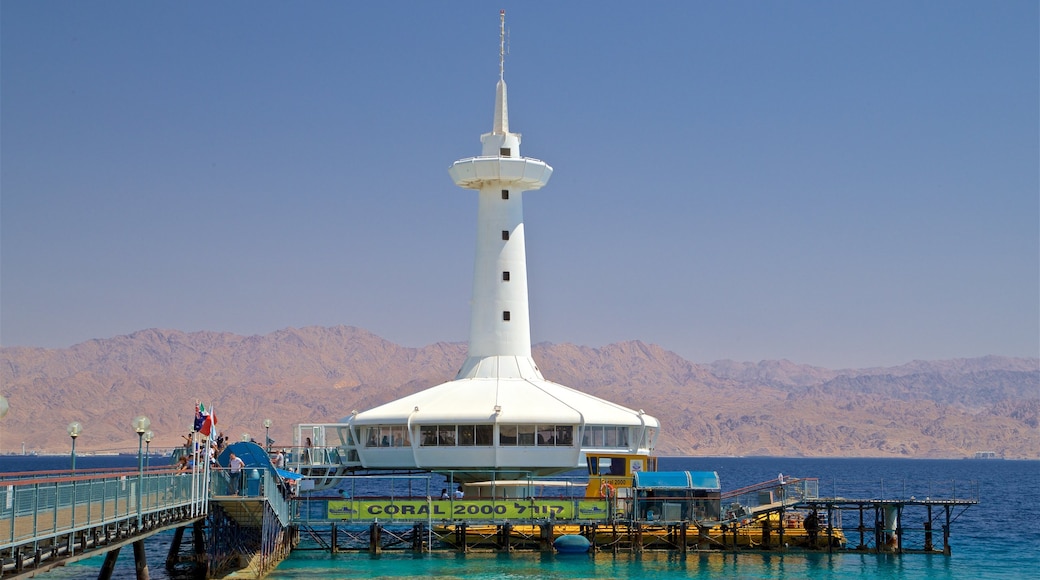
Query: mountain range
1,326,1036,459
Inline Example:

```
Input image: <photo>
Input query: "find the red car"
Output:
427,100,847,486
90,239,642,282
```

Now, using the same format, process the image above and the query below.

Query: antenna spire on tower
493,10,509,134
499,10,506,81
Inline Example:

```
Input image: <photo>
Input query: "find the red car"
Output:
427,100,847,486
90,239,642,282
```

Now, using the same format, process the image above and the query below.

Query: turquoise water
8,456,1036,579
269,550,992,580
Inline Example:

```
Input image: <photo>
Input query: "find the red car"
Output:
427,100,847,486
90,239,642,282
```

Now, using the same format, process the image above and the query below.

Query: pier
286,469,978,556
0,465,207,578
0,455,980,579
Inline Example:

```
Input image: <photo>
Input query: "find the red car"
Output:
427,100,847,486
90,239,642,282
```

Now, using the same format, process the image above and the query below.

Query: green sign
327,499,609,521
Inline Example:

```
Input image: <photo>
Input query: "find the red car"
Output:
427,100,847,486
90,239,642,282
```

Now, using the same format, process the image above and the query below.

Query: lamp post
143,430,154,470
0,395,9,454
132,415,151,528
67,421,82,471
263,419,272,452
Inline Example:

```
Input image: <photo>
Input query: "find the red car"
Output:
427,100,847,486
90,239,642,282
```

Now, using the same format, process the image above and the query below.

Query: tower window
502,271,510,282
501,190,509,200
501,230,509,241
500,147,511,156
503,311,511,321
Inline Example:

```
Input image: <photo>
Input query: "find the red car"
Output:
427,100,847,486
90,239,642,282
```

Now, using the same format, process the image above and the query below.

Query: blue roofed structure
633,471,721,491
631,471,723,522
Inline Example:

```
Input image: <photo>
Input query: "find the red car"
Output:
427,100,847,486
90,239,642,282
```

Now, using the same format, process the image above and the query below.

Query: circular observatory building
302,13,658,484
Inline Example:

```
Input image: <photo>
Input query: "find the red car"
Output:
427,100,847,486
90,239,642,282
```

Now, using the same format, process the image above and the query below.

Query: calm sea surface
3,455,1036,579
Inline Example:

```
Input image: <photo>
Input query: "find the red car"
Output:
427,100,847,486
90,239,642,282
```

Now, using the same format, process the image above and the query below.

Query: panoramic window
418,424,494,447
538,425,574,446
365,425,409,447
498,424,575,447
581,425,630,448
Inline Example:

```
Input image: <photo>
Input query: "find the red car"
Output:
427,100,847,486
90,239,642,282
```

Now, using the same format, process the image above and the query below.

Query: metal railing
209,467,293,527
1,467,208,555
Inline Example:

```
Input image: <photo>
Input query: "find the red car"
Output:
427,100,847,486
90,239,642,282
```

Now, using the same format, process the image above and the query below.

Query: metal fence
1,468,208,555
209,466,293,527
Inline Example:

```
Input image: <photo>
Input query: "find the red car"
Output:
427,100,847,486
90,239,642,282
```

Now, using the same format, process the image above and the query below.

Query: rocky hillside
1,326,1036,459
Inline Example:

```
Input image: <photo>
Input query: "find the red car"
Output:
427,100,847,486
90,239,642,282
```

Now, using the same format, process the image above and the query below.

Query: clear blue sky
2,1,1037,369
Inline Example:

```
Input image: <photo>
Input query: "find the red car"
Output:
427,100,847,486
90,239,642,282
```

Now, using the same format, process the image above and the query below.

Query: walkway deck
0,466,209,577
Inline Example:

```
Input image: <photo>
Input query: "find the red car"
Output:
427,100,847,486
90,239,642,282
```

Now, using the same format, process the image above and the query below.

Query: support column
192,519,207,580
456,522,469,553
412,523,426,552
943,505,952,556
98,548,121,580
369,523,382,554
540,523,554,552
498,523,512,552
166,526,185,571
697,525,710,551
133,540,150,580
857,505,866,550
924,504,934,551
331,523,338,554
895,504,904,554
826,505,835,554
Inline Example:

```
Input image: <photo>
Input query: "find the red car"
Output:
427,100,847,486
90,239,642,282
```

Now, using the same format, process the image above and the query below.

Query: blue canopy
276,468,303,481
633,471,721,491
217,441,273,469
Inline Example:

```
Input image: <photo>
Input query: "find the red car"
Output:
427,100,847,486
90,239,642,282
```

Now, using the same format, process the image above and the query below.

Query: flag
194,402,205,432
194,401,216,436
200,407,217,437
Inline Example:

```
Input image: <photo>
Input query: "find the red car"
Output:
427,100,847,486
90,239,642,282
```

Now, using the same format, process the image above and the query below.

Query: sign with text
327,499,610,522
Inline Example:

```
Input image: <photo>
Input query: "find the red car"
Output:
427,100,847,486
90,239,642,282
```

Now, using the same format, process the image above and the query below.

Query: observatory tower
448,10,553,381
339,12,659,480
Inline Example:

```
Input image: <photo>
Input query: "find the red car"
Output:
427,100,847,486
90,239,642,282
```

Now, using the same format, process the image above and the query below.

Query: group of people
440,486,465,500
176,434,226,472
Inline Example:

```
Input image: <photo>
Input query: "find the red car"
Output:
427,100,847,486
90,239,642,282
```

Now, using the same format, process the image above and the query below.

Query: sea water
4,456,1036,579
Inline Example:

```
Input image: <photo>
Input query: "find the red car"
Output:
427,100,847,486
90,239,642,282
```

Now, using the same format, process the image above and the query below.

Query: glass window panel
499,425,517,446
420,426,438,446
605,427,617,447
475,425,493,446
557,426,574,446
618,427,629,447
537,425,555,446
390,426,405,447
518,425,536,446
437,425,456,446
458,425,475,446
366,427,380,447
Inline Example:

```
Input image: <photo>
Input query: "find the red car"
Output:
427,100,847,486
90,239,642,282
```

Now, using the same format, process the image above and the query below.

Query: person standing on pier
804,510,820,548
229,452,245,496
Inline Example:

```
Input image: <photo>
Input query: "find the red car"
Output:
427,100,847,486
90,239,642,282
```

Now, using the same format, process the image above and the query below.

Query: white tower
341,12,658,480
449,10,553,380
